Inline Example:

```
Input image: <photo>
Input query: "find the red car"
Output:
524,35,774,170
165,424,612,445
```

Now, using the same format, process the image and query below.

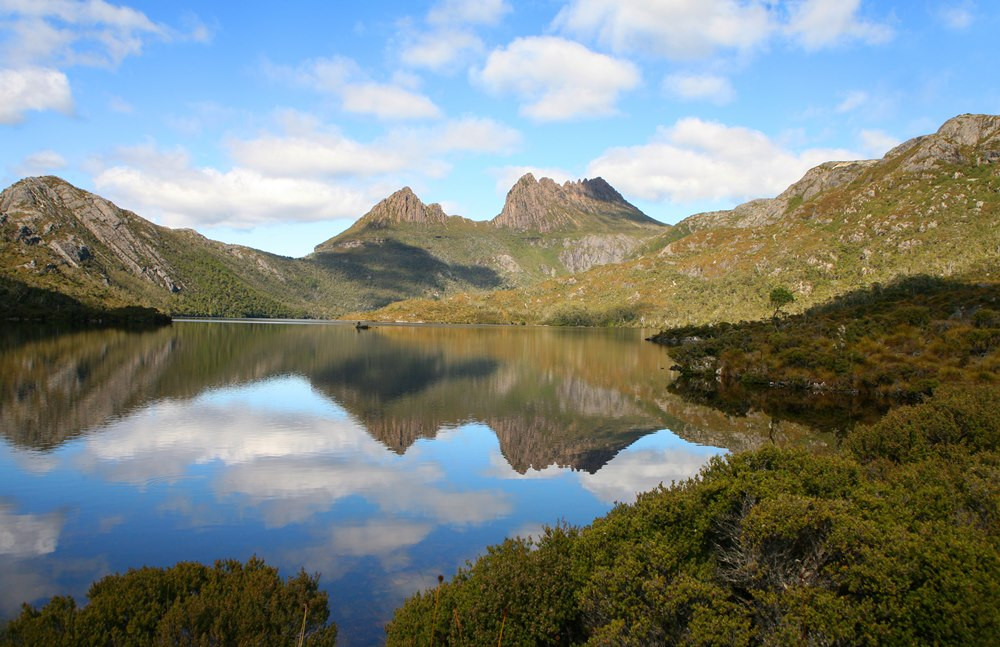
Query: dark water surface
0,321,837,645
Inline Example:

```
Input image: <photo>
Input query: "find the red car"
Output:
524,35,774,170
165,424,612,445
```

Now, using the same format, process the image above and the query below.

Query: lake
0,320,836,645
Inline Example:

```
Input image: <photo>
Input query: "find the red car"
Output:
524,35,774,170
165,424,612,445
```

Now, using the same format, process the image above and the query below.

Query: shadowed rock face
492,173,662,233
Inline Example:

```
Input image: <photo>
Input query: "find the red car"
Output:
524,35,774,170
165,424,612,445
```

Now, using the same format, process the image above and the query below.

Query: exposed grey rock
0,176,185,292
559,234,642,273
897,113,1000,173
492,173,662,232
357,186,450,226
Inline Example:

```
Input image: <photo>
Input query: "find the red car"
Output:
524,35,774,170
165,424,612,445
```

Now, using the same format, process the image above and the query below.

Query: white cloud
0,505,63,558
427,0,509,26
836,89,869,113
939,2,974,30
395,117,523,155
341,82,442,120
399,0,509,71
554,0,772,59
93,145,377,229
400,29,482,70
94,106,520,229
859,128,900,157
229,131,410,178
328,521,433,557
0,0,165,68
475,36,640,121
15,149,67,176
554,0,892,59
265,56,442,121
491,165,574,194
578,445,718,504
664,73,734,104
587,117,860,203
785,0,893,49
230,112,519,179
0,66,73,123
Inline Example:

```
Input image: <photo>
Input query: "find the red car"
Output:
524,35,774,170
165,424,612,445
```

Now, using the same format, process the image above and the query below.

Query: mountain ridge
2,113,997,325
353,113,1000,327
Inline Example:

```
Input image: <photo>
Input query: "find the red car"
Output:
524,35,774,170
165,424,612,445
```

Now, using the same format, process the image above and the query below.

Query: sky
1,0,996,258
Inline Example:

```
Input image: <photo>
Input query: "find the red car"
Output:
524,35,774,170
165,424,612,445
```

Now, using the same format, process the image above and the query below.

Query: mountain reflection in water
0,321,836,645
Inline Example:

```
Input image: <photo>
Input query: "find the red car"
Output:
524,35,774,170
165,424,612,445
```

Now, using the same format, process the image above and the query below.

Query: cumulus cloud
475,36,640,121
578,444,719,504
15,149,67,175
663,73,734,104
0,505,64,558
391,116,523,155
92,145,378,229
587,117,860,204
426,0,510,26
555,0,771,59
91,105,519,229
341,82,442,120
0,0,165,68
399,0,509,71
0,66,73,123
401,29,483,70
75,385,513,529
264,55,442,120
554,0,892,59
0,1,207,123
785,0,893,49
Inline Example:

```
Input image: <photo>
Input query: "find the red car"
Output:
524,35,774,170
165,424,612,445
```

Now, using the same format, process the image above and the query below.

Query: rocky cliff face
356,187,450,227
0,176,184,292
492,173,661,232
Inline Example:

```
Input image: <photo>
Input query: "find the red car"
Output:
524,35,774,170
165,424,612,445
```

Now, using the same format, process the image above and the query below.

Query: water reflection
0,321,838,644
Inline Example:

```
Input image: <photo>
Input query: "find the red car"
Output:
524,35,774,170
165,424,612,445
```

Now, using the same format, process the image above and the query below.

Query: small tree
769,287,794,319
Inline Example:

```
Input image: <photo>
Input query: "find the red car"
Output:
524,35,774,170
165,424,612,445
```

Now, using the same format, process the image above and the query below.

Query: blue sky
1,1,996,257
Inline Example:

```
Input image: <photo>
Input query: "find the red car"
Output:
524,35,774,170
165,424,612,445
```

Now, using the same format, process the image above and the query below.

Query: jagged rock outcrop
356,187,450,228
894,113,1000,173
1,176,184,292
492,173,661,232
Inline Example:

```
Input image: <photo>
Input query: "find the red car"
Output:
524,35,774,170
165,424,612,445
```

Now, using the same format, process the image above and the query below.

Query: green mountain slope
309,176,669,307
1,173,668,318
0,176,353,318
359,113,1000,326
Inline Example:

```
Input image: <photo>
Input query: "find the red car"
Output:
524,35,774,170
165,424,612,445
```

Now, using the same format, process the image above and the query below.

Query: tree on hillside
769,286,794,319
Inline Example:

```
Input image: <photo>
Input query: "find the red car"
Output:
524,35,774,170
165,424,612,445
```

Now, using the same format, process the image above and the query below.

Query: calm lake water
0,321,836,645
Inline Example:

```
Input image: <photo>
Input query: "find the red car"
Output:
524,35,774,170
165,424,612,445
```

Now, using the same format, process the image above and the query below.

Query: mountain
4,113,996,325
0,176,349,319
356,113,1000,327
309,174,668,305
492,173,659,232
1,173,666,319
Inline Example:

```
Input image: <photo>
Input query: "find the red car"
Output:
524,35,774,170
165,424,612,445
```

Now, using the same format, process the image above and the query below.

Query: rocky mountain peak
359,186,449,227
888,113,1000,172
1,176,183,292
492,173,658,233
